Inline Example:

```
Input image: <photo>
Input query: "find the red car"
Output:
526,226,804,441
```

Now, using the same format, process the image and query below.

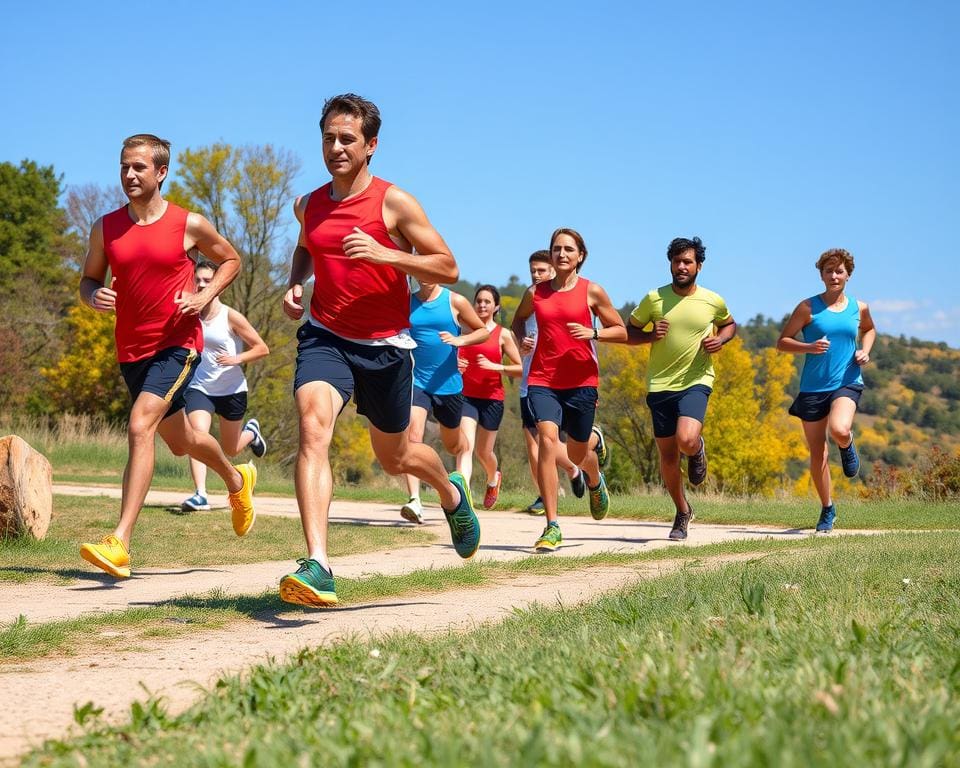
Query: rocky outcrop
0,435,53,540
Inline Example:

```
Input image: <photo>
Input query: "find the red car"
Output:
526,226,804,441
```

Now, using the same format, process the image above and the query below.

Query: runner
627,236,736,541
777,247,876,532
400,280,489,524
78,134,257,578
511,228,626,551
280,94,481,607
517,250,588,514
457,285,522,509
181,257,270,512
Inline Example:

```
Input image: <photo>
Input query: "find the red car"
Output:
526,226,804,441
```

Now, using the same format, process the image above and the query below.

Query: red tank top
102,202,202,363
460,325,505,400
304,177,409,339
528,277,599,389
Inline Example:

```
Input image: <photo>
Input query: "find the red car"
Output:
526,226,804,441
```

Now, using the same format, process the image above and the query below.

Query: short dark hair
475,284,501,307
320,93,382,143
529,249,551,264
816,248,855,276
667,236,706,264
549,228,588,272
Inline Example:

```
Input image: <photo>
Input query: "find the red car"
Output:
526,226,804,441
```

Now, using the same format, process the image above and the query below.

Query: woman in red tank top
510,229,626,551
457,285,522,509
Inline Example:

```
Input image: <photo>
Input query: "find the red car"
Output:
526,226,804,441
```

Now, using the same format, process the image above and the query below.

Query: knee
677,436,700,456
299,422,333,458
830,424,851,446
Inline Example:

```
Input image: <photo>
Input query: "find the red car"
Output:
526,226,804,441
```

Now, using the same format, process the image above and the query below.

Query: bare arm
625,315,668,345
568,282,627,342
702,318,737,354
79,219,115,312
510,287,536,344
283,195,314,321
342,186,458,284
855,301,876,365
477,328,523,377
178,213,242,316
777,300,827,355
442,293,490,347
217,308,270,366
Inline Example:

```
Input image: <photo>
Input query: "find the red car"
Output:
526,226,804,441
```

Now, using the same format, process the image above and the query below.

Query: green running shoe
279,558,338,607
445,471,481,559
534,523,562,552
588,473,610,520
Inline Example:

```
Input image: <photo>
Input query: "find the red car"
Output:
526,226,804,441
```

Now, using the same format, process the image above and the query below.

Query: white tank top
190,304,248,396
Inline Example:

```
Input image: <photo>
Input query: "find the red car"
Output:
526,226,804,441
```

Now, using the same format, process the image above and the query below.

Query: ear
156,164,169,184
366,135,378,160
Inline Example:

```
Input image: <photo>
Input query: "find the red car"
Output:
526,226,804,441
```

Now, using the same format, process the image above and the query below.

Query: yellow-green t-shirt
630,285,732,392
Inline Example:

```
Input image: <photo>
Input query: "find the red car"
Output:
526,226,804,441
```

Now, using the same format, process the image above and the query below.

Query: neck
484,318,497,330
126,193,167,224
551,270,579,290
418,285,441,302
200,297,220,320
671,280,697,296
330,167,373,201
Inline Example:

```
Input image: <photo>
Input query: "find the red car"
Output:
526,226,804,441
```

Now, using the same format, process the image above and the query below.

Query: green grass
23,532,960,766
0,495,434,584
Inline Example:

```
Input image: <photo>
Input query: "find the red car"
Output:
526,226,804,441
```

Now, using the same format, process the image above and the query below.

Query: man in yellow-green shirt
627,236,737,541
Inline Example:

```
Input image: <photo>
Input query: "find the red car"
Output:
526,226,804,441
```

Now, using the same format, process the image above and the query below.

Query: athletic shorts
294,323,413,434
788,385,863,423
412,386,464,430
520,395,537,431
462,396,505,431
645,384,712,438
119,346,199,419
184,389,248,421
526,385,597,443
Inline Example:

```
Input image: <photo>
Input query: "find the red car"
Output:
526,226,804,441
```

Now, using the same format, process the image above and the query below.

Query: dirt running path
2,553,760,762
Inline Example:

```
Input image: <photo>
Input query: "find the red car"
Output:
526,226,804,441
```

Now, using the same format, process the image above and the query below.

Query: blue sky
3,1,958,344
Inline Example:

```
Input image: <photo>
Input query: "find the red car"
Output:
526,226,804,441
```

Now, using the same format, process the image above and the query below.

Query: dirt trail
0,484,875,761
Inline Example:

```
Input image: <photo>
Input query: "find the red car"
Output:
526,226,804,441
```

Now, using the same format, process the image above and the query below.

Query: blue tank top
410,287,462,395
799,294,863,392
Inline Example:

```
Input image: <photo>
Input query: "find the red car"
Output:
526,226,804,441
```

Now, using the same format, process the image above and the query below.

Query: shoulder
695,286,725,304
383,183,421,215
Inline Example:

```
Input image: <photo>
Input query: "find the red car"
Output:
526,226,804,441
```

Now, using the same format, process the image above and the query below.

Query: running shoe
526,496,545,515
228,462,257,537
444,471,481,559
181,491,210,511
483,470,503,510
588,473,610,520
279,558,338,607
400,496,424,524
534,523,562,552
687,437,708,486
839,438,860,478
592,425,609,467
669,504,694,541
815,504,837,533
570,469,586,499
80,535,131,579
243,418,267,459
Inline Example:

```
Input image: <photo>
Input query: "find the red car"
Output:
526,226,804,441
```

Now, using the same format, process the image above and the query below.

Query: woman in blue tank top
778,248,876,533
400,281,489,524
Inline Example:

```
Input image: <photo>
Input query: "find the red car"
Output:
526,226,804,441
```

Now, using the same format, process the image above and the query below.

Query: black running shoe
243,418,267,459
687,438,707,486
669,504,694,541
570,469,586,499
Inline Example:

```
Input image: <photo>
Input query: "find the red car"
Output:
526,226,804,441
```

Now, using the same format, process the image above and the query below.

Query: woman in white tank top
181,259,270,511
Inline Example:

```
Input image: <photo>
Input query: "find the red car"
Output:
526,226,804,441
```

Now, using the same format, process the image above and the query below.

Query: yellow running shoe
80,535,131,578
228,462,257,536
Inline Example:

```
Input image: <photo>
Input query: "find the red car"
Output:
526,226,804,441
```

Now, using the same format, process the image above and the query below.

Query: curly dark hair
667,237,706,264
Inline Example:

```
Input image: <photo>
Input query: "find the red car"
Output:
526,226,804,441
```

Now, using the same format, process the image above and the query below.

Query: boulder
0,434,53,540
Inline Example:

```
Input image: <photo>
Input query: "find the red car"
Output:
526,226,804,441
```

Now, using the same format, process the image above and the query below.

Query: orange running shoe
228,462,257,536
482,470,502,510
80,535,131,578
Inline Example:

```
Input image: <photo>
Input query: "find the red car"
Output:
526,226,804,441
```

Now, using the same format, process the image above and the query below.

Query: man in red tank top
278,94,481,608
511,228,626,552
77,134,257,579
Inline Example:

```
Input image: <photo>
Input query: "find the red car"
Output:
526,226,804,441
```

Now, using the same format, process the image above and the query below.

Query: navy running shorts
788,385,863,422
462,396,505,431
645,384,712,438
119,346,199,419
294,322,414,434
412,386,464,430
185,389,248,421
526,385,598,443
520,395,537,431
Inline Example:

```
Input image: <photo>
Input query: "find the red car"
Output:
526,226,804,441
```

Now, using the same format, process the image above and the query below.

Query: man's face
529,261,554,284
194,267,215,291
670,249,701,288
322,112,376,178
551,234,583,272
120,145,166,201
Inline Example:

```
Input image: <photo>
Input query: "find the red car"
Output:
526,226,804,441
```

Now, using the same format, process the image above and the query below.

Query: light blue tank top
410,288,462,395
799,294,863,393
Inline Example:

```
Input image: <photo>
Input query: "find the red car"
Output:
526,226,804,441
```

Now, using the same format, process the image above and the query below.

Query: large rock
0,434,53,540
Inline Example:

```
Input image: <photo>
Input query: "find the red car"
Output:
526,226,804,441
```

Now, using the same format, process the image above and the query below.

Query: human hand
652,319,670,340
175,290,207,316
89,285,117,313
854,349,870,365
566,322,594,340
215,352,241,366
439,331,459,347
342,227,396,264
457,357,468,373
284,284,305,320
475,354,500,371
809,336,830,355
701,335,724,354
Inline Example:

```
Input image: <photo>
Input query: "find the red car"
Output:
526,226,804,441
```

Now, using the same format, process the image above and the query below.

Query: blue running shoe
816,504,837,533
526,496,545,515
181,492,210,511
839,438,859,478
445,472,481,559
